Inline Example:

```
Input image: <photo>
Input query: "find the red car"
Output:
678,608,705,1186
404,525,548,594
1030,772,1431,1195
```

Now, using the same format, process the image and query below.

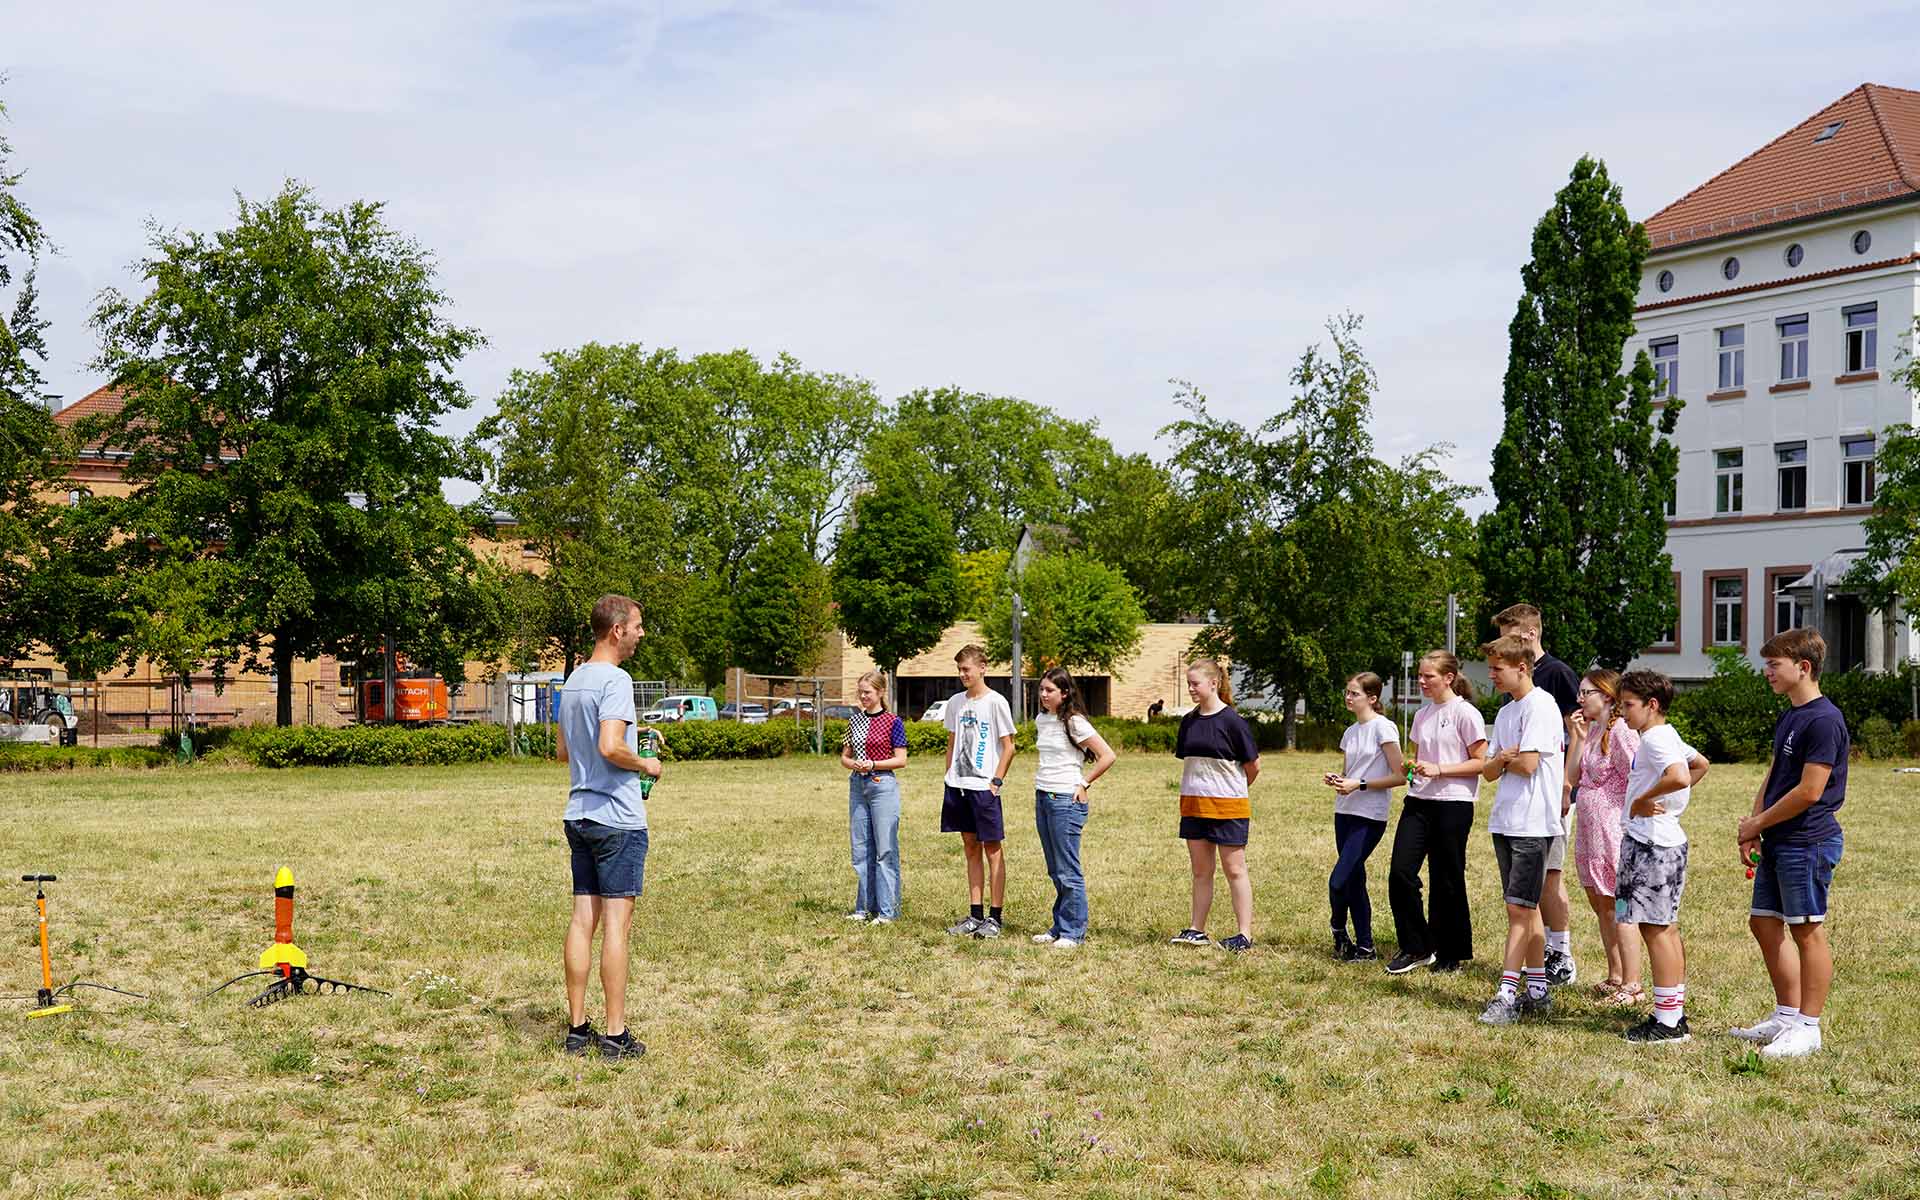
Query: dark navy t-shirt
1760,696,1848,845
1532,653,1580,719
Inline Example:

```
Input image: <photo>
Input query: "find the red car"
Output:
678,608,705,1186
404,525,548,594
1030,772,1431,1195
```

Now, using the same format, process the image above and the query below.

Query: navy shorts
941,785,1005,843
1179,816,1249,846
1751,834,1843,924
565,819,648,898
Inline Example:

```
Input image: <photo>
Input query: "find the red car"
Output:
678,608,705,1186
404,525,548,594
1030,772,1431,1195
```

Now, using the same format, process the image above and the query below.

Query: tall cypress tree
1479,156,1680,670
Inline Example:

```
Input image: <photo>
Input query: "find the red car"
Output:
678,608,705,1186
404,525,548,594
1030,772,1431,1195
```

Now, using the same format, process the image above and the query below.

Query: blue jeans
1330,812,1387,946
849,773,902,919
1034,790,1089,940
1751,834,1843,924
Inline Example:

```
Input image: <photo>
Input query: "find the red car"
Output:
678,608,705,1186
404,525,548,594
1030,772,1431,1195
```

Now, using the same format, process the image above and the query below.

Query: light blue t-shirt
560,662,648,830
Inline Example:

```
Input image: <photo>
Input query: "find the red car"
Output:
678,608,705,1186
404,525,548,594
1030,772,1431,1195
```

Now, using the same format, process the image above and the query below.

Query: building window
1776,442,1807,511
1784,243,1804,268
1653,572,1681,649
1777,315,1809,381
1774,582,1810,637
1664,477,1677,518
1715,449,1744,514
1844,303,1877,372
1656,269,1674,293
1852,229,1872,255
1721,256,1741,281
1712,575,1745,646
1651,337,1679,399
1716,326,1745,389
66,490,84,507
1844,435,1877,506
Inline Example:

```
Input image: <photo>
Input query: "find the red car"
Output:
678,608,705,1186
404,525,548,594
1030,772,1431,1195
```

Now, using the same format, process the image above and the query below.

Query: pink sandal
1603,983,1645,1006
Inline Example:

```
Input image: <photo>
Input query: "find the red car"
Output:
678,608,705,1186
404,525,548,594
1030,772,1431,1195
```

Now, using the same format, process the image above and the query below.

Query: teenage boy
1616,670,1709,1044
1477,636,1566,1026
1732,628,1849,1058
1493,603,1581,987
942,645,1017,939
555,594,660,1061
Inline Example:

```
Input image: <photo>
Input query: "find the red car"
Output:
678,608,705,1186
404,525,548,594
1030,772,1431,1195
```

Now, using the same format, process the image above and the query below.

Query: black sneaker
1623,1015,1690,1045
946,915,983,936
598,1031,648,1060
1521,989,1553,1017
1341,942,1378,962
1385,950,1436,975
1332,931,1353,959
1545,948,1577,987
1169,928,1210,947
562,1023,599,1056
1430,959,1467,974
975,916,1003,940
1217,934,1254,953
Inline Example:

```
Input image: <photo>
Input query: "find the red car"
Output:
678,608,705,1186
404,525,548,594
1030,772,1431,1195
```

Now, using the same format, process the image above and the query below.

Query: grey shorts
1492,833,1553,908
1616,836,1688,927
1545,832,1566,872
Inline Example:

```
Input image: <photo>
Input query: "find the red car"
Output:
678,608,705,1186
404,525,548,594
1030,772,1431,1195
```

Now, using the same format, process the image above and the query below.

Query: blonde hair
1347,672,1386,716
855,669,889,712
1188,659,1233,706
955,644,988,668
1419,650,1475,702
1583,668,1621,756
1480,635,1534,668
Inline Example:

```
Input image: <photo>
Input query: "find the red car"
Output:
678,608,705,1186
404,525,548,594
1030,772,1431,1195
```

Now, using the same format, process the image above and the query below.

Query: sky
7,2,1920,509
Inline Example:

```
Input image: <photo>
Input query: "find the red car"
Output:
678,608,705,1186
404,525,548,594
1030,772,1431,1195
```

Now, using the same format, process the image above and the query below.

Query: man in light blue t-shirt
555,593,659,1061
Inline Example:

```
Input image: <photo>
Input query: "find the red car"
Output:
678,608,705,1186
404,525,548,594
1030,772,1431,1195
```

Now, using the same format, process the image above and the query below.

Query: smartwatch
990,776,1004,788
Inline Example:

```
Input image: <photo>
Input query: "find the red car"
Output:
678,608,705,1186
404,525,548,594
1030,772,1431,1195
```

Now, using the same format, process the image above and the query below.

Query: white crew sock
1545,929,1570,955
1497,971,1520,1001
1653,984,1685,1027
1772,1004,1800,1023
1524,966,1548,1000
1798,1013,1821,1029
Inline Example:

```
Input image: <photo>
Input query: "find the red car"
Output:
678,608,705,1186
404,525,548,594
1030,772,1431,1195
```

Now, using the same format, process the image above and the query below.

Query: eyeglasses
1576,688,1604,699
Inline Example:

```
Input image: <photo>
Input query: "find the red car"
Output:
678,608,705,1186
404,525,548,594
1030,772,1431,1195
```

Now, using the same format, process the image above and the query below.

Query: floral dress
1574,718,1639,896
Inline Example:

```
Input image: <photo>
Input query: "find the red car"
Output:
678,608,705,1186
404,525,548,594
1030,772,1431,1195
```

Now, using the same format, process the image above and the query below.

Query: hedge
240,724,514,768
0,745,173,772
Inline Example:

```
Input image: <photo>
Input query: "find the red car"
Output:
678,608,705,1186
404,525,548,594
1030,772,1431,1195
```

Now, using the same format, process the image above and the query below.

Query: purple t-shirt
1759,696,1848,846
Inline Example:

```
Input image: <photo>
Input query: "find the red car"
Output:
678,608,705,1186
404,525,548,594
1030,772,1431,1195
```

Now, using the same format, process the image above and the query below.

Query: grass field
2,750,1917,1200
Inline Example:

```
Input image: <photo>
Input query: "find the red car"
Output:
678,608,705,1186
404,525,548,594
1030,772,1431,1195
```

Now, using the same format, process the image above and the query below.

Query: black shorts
1492,833,1552,908
942,785,1005,843
1179,816,1249,846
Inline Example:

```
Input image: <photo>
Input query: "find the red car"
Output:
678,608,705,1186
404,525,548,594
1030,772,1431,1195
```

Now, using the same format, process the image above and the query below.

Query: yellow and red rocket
258,866,308,977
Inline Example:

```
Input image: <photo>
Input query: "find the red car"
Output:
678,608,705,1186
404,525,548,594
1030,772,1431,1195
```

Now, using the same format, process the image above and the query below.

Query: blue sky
8,2,1919,507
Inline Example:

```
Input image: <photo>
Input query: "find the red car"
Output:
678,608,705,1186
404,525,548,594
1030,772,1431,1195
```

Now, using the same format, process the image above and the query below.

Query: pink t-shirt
1407,698,1487,803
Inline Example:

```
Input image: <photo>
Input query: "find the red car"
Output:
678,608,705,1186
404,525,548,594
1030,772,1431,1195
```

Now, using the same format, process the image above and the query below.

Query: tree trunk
274,639,296,727
885,662,899,714
1281,687,1298,752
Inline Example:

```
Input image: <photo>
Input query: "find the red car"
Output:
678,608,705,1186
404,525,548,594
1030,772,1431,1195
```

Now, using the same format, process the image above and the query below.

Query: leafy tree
830,487,963,706
728,527,834,676
86,181,495,724
1849,332,1920,610
1065,449,1189,621
1477,156,1680,670
982,550,1146,675
955,548,1009,620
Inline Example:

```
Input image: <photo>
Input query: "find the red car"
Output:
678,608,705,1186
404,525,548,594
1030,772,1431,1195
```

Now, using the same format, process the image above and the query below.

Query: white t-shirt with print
1336,714,1399,822
1034,711,1095,794
1486,687,1566,837
943,688,1016,790
1625,723,1696,848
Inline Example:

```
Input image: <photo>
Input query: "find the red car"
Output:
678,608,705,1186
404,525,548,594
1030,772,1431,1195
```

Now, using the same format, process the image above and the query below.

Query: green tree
955,547,1009,620
86,181,494,724
1848,333,1920,609
982,550,1146,675
830,487,963,706
728,527,834,676
1066,449,1189,621
1477,156,1680,670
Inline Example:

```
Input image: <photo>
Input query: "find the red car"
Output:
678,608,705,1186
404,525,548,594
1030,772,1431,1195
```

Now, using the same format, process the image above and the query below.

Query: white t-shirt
1486,687,1566,837
1034,711,1096,794
1336,714,1399,822
1625,723,1696,848
943,688,1016,790
1407,698,1487,803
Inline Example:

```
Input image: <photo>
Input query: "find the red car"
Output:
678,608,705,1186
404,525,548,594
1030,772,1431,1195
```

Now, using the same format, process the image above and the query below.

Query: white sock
1653,984,1685,1027
1524,966,1548,1000
1772,1004,1800,1023
1497,971,1520,1001
1546,929,1570,955
1798,1013,1821,1029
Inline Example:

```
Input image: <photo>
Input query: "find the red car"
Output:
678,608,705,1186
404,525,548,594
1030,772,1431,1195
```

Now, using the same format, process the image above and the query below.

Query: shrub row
0,745,172,772
240,724,514,768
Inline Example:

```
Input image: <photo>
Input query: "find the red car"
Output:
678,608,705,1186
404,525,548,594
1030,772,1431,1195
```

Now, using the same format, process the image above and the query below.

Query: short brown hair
1618,669,1674,714
590,594,641,639
1481,634,1535,668
1493,603,1543,634
955,644,988,668
1760,627,1827,678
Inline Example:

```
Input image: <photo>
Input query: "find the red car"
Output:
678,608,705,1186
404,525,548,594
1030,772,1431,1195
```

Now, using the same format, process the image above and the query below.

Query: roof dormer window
1813,121,1844,143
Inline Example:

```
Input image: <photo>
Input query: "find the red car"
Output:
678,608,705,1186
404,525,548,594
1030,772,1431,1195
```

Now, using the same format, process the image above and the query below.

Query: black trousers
1388,797,1475,962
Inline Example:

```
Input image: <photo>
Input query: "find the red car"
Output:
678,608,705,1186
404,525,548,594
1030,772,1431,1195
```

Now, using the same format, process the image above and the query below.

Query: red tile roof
1643,83,1920,252
51,384,132,454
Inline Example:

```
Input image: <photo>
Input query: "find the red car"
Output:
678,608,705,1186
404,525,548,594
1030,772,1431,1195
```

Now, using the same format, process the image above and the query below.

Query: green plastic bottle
638,729,659,799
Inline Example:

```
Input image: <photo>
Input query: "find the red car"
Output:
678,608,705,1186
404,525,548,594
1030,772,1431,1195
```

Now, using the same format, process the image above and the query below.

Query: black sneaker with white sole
1217,934,1254,953
598,1031,647,1061
1340,942,1378,962
563,1024,599,1056
975,916,1003,939
946,915,983,936
1544,948,1577,987
1169,928,1210,947
1623,1015,1690,1045
1385,950,1436,975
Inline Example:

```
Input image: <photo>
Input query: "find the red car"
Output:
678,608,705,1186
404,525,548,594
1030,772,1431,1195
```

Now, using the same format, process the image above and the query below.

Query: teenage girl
1386,650,1488,974
1170,660,1261,953
1324,672,1403,961
840,670,908,924
1031,667,1117,949
1569,669,1642,1003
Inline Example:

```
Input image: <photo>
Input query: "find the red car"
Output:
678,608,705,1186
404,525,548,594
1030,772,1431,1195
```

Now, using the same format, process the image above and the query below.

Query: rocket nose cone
274,867,294,889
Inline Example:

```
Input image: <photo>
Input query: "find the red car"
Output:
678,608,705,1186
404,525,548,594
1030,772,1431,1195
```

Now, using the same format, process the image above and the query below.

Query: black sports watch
990,776,1004,788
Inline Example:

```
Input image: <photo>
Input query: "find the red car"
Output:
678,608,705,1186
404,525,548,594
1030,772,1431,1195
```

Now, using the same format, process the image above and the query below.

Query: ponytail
1421,650,1474,703
1583,668,1622,757
1190,659,1234,706
1347,672,1386,717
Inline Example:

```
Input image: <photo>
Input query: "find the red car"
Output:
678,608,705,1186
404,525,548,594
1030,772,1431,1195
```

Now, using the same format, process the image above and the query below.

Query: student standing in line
1493,604,1583,986
1732,628,1849,1059
1568,669,1642,1004
1323,672,1402,962
1389,651,1487,975
941,645,1017,939
1615,669,1709,1044
841,670,908,927
1170,660,1262,953
1476,636,1566,1026
1031,667,1117,950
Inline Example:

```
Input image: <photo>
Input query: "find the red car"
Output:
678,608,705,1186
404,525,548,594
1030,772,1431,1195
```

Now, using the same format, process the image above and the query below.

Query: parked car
919,700,947,723
769,698,816,718
718,702,768,724
643,695,717,722
821,704,859,720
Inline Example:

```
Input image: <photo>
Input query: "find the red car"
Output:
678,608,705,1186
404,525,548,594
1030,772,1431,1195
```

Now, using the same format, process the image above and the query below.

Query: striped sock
1497,971,1521,1001
1653,984,1685,1027
1524,967,1548,1000
1773,1004,1800,1023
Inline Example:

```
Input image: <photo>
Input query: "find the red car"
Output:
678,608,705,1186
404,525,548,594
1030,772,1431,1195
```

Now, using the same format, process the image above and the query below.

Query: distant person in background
1147,698,1165,721
841,670,908,927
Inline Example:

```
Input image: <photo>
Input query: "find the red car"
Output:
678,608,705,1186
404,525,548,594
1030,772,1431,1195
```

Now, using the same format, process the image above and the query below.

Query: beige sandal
1588,978,1625,999
1603,983,1645,1006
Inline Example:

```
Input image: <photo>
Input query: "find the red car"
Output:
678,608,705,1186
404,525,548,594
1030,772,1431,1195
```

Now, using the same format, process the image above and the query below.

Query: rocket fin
258,943,308,969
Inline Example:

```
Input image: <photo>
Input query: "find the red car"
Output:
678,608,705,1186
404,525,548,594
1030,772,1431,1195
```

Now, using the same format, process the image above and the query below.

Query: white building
1630,83,1920,680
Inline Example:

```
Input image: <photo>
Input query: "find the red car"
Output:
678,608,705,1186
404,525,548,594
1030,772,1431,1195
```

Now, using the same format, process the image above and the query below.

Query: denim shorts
1751,834,1843,924
1491,833,1552,908
565,819,649,898
941,785,1005,843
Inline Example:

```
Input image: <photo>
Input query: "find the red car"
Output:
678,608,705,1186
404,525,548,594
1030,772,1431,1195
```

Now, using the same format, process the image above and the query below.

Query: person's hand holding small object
1736,814,1765,844
1413,760,1438,779
1323,771,1340,788
1741,839,1762,878
1333,776,1363,796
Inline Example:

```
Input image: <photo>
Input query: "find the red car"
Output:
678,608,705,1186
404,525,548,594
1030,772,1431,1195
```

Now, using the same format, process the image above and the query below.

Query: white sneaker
845,911,871,922
869,917,893,926
1032,932,1057,944
1760,1023,1823,1059
1729,1014,1791,1044
1051,937,1080,950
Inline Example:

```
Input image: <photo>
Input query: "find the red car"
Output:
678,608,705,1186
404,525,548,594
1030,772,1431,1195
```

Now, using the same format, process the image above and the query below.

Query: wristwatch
990,776,1004,788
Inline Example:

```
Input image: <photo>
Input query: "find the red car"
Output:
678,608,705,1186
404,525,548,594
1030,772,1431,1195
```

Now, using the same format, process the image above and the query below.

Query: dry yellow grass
1,751,1916,1199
